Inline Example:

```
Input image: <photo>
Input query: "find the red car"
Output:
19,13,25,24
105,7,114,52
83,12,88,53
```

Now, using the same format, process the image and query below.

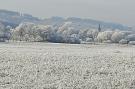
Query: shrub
119,39,128,44
111,31,126,43
129,41,135,45
125,34,135,41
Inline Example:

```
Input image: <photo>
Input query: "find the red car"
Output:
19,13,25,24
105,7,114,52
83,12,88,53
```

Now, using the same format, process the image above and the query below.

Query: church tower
98,24,101,32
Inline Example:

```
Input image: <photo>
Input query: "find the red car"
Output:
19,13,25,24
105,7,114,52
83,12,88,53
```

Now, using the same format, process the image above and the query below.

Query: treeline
0,22,135,44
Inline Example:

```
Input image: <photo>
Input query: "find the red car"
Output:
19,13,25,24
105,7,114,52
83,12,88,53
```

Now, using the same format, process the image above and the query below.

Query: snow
0,42,135,89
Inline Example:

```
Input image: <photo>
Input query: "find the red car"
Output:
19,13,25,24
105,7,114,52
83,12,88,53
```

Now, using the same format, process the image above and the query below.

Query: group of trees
0,23,11,41
10,23,51,42
0,22,135,44
10,22,99,44
10,22,81,43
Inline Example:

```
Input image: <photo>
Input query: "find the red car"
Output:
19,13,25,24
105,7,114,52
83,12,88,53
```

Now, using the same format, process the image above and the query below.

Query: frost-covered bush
125,34,135,41
111,31,126,43
103,40,112,43
85,37,93,42
128,41,135,45
119,39,128,44
97,31,113,42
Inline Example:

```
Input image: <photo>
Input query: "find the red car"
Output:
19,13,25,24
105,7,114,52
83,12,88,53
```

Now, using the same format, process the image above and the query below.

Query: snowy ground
0,42,135,89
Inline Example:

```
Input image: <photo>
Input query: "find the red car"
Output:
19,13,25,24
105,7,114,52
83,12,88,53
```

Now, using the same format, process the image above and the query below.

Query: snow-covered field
0,42,135,89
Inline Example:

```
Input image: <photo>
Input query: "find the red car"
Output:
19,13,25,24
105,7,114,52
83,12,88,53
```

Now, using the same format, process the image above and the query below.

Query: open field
0,42,135,89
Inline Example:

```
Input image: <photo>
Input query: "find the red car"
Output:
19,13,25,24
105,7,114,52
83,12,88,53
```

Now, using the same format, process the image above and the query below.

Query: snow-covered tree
67,34,80,44
56,22,80,43
0,23,6,37
97,31,114,42
86,29,98,41
11,22,41,41
37,25,54,41
79,29,88,41
111,31,126,43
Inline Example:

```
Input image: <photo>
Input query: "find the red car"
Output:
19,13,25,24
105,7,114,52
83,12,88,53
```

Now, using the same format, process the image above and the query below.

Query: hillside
0,9,41,27
43,17,132,31
0,9,132,31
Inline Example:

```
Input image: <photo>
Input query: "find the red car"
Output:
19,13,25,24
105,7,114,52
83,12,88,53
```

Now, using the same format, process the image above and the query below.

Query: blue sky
0,0,135,26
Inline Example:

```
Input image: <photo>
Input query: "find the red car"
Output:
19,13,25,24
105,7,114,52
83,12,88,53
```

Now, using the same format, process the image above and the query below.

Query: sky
0,0,135,26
